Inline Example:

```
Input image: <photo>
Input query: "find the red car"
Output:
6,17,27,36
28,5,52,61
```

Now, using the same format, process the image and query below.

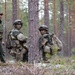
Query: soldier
39,25,62,61
0,12,6,63
7,19,28,62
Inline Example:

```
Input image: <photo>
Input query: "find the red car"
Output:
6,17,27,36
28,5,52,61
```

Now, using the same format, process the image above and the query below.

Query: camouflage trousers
0,40,5,63
40,46,53,61
10,47,28,62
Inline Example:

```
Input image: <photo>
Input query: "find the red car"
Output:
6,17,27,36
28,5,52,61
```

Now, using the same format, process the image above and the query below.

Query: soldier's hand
41,39,48,45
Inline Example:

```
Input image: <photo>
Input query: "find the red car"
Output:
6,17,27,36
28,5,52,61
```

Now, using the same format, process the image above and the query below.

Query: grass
0,55,75,75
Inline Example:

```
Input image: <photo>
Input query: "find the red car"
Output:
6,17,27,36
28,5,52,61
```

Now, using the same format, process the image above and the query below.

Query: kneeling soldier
39,25,62,61
7,19,28,62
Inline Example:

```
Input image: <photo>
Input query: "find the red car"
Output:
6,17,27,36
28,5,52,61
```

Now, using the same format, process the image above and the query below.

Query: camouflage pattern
0,21,3,39
7,29,28,61
0,41,5,63
52,34,62,51
0,18,5,63
39,33,62,60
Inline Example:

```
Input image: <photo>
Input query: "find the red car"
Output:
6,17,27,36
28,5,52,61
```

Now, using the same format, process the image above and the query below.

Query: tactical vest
6,29,28,61
39,33,53,47
7,29,19,47
7,29,25,61
39,33,54,53
44,34,53,45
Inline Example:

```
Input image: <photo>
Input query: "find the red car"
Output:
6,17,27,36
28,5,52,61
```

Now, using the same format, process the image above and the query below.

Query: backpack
6,31,13,49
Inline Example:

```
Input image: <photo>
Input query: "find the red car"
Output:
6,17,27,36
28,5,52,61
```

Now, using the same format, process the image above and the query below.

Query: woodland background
0,0,75,75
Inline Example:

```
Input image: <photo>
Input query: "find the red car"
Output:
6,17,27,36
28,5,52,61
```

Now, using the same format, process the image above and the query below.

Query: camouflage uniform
0,13,5,63
39,25,62,61
7,19,28,62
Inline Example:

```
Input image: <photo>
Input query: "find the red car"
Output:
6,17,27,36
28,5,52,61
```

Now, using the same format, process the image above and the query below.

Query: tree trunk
59,0,65,56
53,0,58,36
17,0,20,19
44,0,49,28
66,0,71,56
28,0,40,63
12,0,17,23
72,0,75,50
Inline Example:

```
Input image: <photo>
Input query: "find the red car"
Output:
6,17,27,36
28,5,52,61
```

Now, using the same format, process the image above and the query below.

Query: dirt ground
0,60,75,75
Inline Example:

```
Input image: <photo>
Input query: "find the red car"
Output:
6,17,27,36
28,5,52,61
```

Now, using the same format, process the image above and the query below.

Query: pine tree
28,0,40,63
12,0,17,23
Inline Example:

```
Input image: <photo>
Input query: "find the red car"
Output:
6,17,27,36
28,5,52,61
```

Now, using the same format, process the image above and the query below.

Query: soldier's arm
12,30,27,42
41,39,48,45
17,33,28,50
17,33,27,42
12,30,28,49
39,35,48,49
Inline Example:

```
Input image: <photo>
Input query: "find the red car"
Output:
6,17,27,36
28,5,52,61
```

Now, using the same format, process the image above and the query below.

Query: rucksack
6,31,13,49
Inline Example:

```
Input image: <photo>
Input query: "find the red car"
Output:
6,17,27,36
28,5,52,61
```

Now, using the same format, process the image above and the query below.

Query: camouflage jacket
39,33,63,52
39,33,53,48
7,29,28,54
0,20,3,39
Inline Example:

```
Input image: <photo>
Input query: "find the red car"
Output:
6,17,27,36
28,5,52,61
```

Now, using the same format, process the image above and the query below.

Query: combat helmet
39,25,48,31
13,19,23,27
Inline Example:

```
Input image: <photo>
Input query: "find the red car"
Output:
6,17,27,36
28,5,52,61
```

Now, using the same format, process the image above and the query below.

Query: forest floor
0,55,75,75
